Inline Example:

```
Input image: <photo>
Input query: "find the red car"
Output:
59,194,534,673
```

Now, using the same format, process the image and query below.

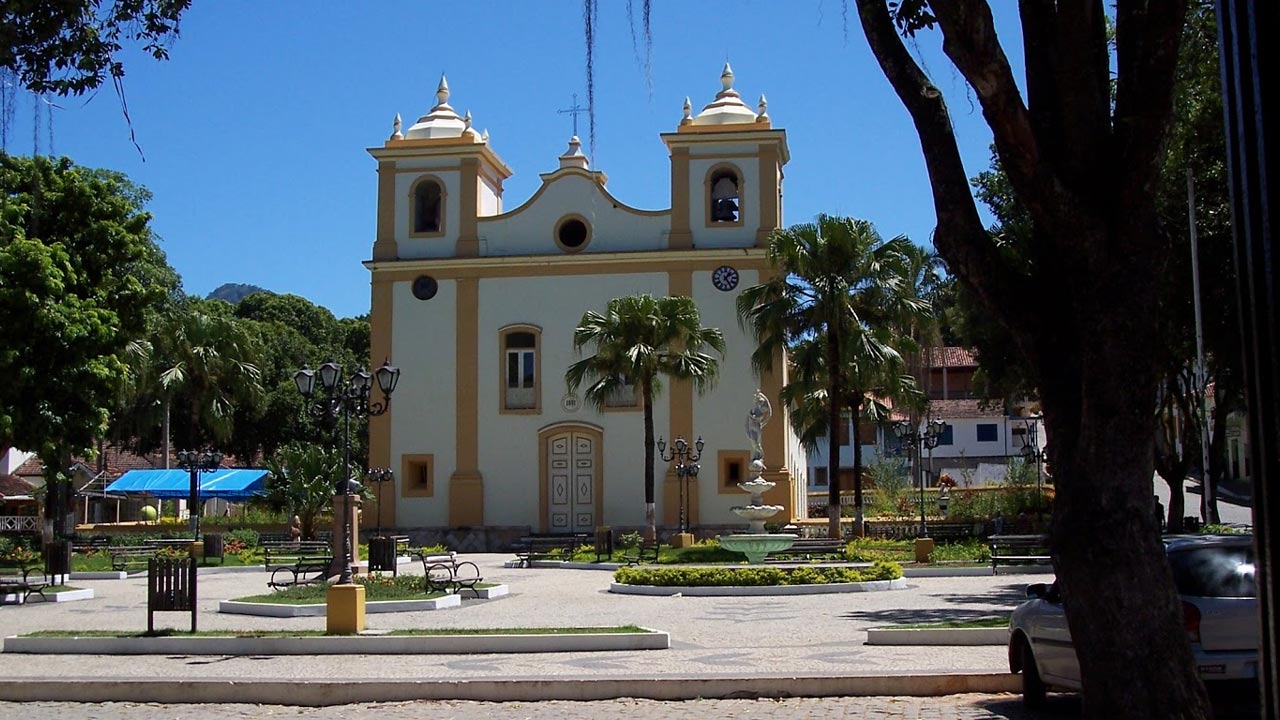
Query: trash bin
594,526,613,561
203,533,224,564
368,536,397,573
44,539,72,581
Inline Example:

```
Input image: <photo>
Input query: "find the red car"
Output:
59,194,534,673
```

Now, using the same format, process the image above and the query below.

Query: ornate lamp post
365,467,395,539
894,419,946,536
1019,415,1045,511
176,449,222,539
294,358,400,585
656,436,704,535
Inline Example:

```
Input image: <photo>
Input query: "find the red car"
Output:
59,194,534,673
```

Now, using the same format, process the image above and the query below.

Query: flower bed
613,560,902,587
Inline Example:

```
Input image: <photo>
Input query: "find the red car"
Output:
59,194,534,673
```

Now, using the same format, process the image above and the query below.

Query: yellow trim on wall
757,143,781,246
367,275,394,526
456,157,480,257
400,454,434,498
450,276,483,526
703,162,746,229
668,146,692,249
366,250,772,282
374,161,397,261
663,269,695,525
537,422,604,533
407,174,448,239
498,323,542,415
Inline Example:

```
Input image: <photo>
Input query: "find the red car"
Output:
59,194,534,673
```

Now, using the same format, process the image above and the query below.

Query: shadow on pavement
932,583,1030,607
968,694,1080,719
840,606,1009,625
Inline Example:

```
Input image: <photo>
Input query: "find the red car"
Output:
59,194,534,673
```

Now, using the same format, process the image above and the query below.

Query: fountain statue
718,390,797,563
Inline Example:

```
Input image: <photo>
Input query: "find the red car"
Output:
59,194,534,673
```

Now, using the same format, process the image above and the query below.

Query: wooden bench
622,540,661,566
110,546,159,572
989,534,1052,574
148,557,196,632
0,560,50,604
765,537,847,562
418,553,484,598
262,541,334,588
512,534,589,567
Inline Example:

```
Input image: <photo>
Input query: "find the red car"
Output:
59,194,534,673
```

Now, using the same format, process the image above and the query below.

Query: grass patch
891,617,1009,630
23,625,651,639
230,574,495,604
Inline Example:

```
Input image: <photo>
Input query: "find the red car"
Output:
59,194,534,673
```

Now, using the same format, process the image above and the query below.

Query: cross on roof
558,93,585,137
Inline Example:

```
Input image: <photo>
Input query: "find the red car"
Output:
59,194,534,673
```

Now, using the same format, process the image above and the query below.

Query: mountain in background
207,283,270,304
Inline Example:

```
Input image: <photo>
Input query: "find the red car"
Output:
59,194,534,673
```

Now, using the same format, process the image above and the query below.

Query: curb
218,594,463,617
3,628,668,655
0,672,1019,705
609,577,908,596
865,627,1008,646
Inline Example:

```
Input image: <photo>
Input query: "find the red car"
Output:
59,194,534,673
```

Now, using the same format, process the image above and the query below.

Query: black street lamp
176,449,222,539
656,436,704,535
294,358,400,584
894,419,946,536
1019,415,1045,511
366,467,395,538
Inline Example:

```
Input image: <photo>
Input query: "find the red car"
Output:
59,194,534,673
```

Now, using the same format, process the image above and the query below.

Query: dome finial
720,62,735,91
463,109,472,130
435,74,450,107
390,113,403,140
682,96,692,120
757,94,768,121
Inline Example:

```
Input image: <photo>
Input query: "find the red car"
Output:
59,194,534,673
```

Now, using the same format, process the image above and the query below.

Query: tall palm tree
738,214,930,538
566,294,726,541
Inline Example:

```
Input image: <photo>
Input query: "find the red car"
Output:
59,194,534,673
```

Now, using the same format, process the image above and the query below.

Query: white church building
363,67,808,544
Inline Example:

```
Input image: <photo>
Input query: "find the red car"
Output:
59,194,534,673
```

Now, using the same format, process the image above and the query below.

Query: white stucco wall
478,172,670,256
388,278,458,527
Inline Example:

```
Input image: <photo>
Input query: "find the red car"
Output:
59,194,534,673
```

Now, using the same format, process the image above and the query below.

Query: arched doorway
538,423,603,533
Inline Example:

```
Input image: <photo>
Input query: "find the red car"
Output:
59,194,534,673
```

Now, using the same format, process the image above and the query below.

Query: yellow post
914,537,935,563
326,584,366,635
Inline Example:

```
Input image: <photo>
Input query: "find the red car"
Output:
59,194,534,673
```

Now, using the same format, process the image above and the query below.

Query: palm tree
738,214,930,539
261,442,345,540
566,294,726,541
130,299,264,462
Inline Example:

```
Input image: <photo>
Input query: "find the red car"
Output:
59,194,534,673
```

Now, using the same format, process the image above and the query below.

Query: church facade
364,66,808,537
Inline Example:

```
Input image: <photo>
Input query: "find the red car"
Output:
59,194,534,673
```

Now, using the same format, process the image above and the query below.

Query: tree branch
854,0,1038,341
1113,0,1187,204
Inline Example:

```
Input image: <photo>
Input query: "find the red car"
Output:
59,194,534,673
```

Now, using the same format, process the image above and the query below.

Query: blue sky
3,1,1023,320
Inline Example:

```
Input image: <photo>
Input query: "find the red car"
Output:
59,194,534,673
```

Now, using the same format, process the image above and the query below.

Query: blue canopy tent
104,469,269,500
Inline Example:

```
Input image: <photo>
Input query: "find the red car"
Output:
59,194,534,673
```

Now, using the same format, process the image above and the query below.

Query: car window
1168,546,1256,598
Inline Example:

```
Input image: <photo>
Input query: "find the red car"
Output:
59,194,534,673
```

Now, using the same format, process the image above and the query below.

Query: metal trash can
594,526,613,562
203,533,225,563
44,539,72,580
368,536,397,573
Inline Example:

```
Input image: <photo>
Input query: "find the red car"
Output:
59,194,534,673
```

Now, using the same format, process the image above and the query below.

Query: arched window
708,166,741,224
411,178,444,235
501,327,541,412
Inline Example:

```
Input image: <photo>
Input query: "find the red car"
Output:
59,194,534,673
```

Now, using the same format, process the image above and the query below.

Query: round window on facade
555,215,591,252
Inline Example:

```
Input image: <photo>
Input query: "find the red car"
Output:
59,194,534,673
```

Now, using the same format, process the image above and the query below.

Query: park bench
622,540,661,566
418,553,484,598
147,557,196,632
765,538,847,562
0,559,50,604
989,534,1052,574
263,541,334,588
110,546,159,572
512,533,589,567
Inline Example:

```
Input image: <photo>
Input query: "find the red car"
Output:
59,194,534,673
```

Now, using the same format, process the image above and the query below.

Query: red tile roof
13,444,251,482
928,347,978,368
928,399,1008,419
0,473,39,497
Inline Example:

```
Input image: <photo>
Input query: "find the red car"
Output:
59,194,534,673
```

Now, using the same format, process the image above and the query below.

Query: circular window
555,215,591,252
412,275,439,300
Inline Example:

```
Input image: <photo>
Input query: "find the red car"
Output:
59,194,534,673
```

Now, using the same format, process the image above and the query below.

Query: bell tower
662,64,789,250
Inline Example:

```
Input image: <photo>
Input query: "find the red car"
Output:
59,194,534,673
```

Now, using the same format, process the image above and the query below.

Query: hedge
613,560,902,587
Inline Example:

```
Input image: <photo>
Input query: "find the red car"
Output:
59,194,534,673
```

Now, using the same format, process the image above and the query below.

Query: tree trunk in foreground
851,400,866,537
856,2,1209,717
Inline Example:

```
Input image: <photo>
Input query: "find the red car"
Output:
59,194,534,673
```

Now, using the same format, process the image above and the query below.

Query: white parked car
1008,534,1258,707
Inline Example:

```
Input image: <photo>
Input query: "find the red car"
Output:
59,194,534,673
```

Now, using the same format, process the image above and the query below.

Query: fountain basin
718,533,798,564
731,505,784,521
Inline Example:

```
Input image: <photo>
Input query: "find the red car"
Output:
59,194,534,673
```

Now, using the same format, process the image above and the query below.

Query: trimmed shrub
613,561,902,587
224,528,261,548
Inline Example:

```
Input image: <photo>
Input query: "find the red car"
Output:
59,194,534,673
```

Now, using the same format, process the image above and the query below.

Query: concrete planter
609,577,908,596
219,593,465,617
3,628,670,655
903,566,994,578
70,571,128,581
865,626,1009,646
1,588,94,604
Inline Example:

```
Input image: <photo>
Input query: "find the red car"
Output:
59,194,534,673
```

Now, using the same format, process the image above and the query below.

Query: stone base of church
383,523,806,553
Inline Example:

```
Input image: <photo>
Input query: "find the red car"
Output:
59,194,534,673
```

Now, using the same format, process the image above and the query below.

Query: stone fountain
718,390,797,563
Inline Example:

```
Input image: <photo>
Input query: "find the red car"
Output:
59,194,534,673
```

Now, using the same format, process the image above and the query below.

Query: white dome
689,63,763,126
404,75,471,140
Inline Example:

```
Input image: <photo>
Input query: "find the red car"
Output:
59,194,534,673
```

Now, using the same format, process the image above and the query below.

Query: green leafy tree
737,215,929,539
855,2,1209,715
0,153,171,537
566,294,725,541
260,443,344,541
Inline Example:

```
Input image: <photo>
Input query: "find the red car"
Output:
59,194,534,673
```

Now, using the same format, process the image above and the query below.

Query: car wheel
1018,637,1048,709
